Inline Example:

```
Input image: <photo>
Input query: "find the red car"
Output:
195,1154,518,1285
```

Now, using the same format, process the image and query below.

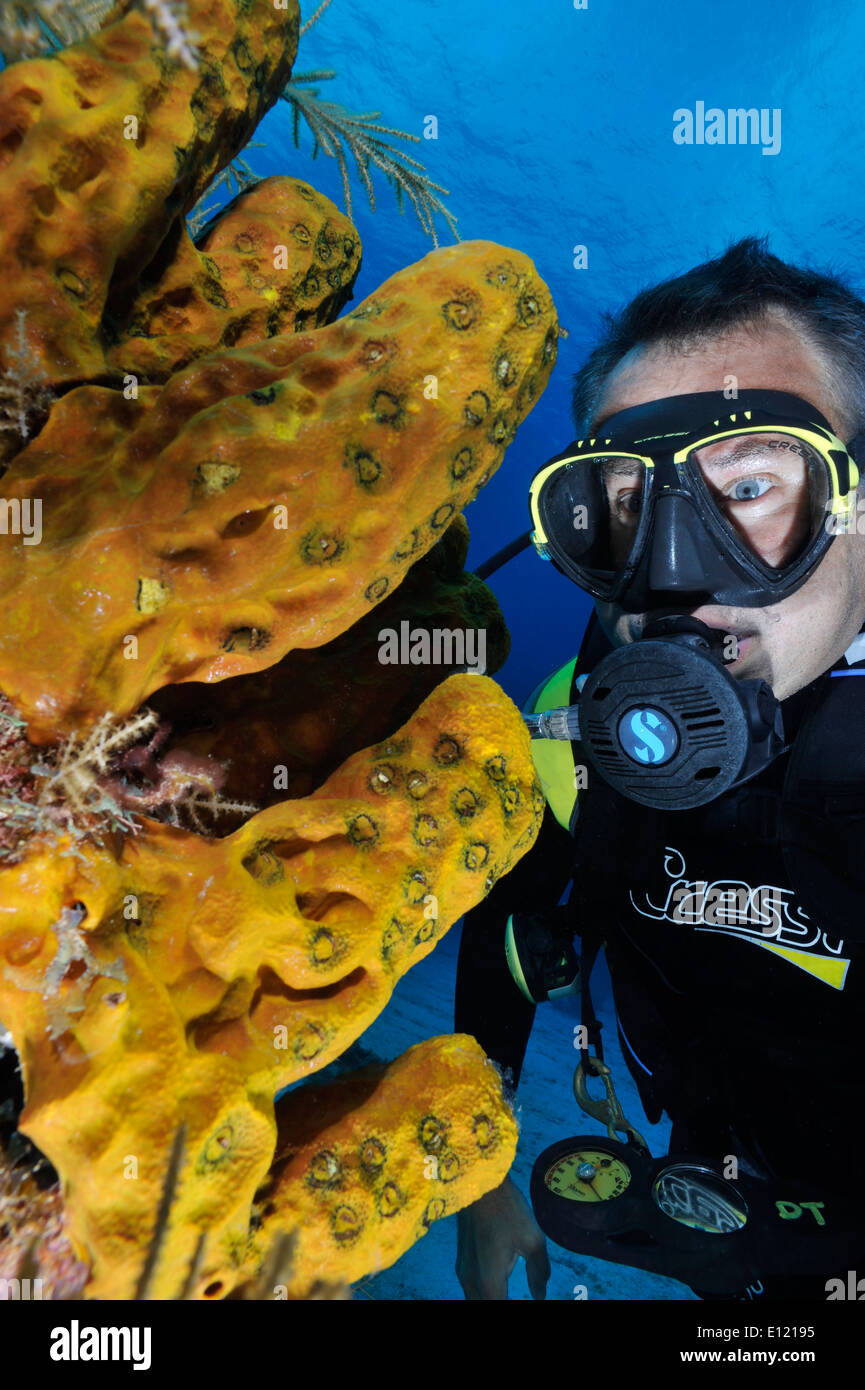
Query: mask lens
538,454,650,585
687,430,830,570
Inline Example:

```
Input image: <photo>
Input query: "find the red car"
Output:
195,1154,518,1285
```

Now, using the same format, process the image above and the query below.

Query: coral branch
0,698,255,863
0,309,53,440
139,0,199,70
282,77,460,247
299,0,334,38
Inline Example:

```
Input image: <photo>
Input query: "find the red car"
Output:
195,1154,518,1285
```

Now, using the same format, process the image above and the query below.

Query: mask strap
845,431,865,471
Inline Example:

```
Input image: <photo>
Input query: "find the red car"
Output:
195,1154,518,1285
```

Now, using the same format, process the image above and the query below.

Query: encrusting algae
0,0,559,1299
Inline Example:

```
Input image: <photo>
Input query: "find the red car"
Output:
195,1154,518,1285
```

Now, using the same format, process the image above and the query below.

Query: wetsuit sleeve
454,806,576,1094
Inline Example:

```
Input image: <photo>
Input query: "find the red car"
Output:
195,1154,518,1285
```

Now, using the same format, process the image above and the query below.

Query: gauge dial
652,1164,748,1234
544,1147,632,1203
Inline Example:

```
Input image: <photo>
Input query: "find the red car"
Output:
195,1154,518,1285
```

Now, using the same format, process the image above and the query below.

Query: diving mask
529,389,861,611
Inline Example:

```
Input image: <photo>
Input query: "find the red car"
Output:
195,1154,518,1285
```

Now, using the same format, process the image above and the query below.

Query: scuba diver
454,237,865,1301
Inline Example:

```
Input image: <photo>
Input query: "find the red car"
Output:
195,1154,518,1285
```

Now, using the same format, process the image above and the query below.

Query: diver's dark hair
572,236,865,441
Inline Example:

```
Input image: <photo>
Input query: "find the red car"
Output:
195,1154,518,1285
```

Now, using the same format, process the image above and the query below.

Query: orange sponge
0,676,543,1297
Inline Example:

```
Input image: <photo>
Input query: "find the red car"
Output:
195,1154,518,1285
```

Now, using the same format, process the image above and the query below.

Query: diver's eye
727,476,773,501
618,489,643,516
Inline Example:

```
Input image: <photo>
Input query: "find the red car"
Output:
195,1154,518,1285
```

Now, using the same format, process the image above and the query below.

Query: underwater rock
0,676,543,1297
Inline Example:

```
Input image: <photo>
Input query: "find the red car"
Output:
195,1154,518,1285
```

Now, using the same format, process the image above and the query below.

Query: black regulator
524,615,786,811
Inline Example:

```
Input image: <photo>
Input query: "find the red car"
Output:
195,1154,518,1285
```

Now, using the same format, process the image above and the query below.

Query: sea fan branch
282,79,459,247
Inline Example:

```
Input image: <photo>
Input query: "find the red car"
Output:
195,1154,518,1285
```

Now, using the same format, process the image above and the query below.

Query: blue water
248,0,865,708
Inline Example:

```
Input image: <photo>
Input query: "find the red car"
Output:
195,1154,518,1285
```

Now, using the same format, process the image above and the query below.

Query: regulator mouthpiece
524,618,785,810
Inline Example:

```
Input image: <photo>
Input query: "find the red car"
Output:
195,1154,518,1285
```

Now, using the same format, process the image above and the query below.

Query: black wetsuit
455,631,865,1301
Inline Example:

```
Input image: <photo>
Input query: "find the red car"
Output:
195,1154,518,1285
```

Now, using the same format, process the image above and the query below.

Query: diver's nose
647,493,714,595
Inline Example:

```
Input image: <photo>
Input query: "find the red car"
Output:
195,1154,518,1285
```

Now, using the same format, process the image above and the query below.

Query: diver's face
590,313,865,699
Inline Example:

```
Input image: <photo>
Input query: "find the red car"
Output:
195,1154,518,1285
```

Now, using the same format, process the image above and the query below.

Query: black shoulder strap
577,925,605,1066
572,608,615,676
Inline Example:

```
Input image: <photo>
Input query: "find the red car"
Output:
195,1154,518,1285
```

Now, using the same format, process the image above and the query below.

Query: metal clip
573,1057,650,1155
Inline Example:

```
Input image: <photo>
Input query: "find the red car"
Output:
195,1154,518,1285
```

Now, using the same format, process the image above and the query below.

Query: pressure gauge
545,1146,632,1203
529,1130,860,1293
530,1136,647,1238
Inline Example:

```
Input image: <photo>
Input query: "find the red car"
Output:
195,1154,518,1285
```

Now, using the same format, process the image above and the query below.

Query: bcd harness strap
574,907,651,1154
